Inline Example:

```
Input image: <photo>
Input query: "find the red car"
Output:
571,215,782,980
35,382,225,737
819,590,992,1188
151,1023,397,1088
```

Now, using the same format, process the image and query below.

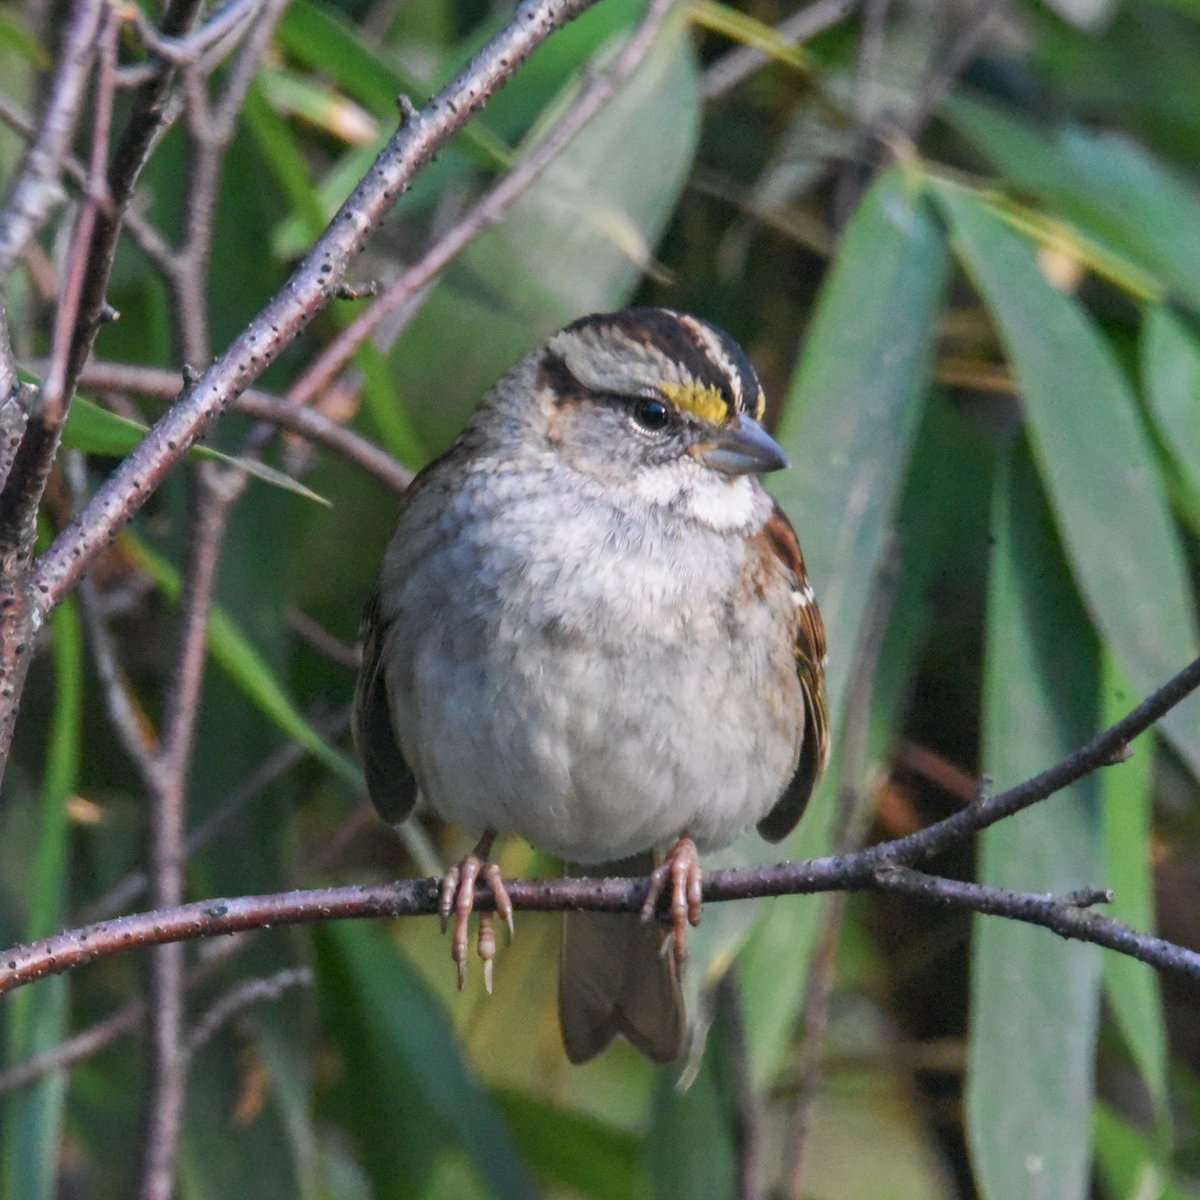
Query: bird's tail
559,852,685,1064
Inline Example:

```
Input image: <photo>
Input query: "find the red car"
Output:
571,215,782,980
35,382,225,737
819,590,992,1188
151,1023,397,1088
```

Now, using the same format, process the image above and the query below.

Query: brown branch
701,0,859,101
287,0,676,409
3,647,1198,997
0,0,106,277
58,359,413,493
1,854,1196,999
27,0,603,627
183,967,314,1056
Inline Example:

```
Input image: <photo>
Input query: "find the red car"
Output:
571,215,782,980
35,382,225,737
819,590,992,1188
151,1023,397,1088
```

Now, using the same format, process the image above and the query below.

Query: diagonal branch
29,0,605,621
2,633,1199,1000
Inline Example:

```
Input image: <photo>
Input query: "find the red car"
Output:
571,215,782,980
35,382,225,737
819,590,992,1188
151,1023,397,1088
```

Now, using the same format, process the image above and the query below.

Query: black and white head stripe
545,308,767,425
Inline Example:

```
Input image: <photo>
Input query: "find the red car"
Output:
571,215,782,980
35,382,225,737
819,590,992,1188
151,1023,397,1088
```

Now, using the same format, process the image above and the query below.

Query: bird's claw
438,842,512,992
640,835,702,964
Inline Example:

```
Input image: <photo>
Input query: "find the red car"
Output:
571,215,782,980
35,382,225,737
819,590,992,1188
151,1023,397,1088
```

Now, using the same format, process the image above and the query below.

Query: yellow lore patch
660,382,730,425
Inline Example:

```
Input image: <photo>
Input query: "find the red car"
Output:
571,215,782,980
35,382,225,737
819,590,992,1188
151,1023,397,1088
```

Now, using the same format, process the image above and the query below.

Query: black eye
632,397,670,431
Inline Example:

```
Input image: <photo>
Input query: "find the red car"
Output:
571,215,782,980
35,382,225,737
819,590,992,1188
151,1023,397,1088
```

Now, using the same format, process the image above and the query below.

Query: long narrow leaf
970,440,1102,1200
938,183,1200,782
0,601,82,1200
121,534,360,787
315,923,537,1200
735,167,948,1084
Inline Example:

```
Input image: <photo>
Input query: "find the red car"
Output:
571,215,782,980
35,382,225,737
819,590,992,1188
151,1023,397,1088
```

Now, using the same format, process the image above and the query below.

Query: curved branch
0,854,1196,998
30,0,602,617
3,635,1198,1000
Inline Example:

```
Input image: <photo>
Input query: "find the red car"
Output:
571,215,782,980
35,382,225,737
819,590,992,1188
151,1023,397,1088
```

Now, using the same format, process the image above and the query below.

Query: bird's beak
696,414,790,476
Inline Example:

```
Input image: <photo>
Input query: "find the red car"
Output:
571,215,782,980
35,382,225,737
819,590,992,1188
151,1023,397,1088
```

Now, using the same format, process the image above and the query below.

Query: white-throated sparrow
354,307,829,1063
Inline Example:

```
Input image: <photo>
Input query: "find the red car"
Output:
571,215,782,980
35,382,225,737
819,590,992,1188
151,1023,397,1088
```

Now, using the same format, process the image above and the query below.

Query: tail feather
559,854,685,1064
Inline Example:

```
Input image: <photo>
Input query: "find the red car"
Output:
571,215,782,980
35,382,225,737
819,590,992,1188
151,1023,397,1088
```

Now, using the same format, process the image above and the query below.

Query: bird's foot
438,832,513,993
640,835,702,964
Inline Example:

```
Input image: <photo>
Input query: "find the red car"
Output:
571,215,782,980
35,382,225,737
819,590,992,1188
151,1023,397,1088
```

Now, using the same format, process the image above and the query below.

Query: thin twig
183,967,314,1056
0,0,106,277
286,0,676,410
138,469,238,1200
3,648,1198,995
25,0,605,633
51,358,413,493
79,708,353,924
1,853,1196,997
701,0,859,101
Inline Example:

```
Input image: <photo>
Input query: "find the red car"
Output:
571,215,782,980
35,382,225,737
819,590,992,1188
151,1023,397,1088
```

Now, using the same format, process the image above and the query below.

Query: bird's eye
632,397,671,432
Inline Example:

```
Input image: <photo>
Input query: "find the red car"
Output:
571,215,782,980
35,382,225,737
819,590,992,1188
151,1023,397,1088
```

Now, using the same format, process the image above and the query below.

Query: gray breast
378,459,804,862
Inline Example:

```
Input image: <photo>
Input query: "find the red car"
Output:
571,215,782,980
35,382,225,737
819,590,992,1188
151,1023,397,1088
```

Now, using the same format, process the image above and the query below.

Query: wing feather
352,588,418,824
757,503,830,843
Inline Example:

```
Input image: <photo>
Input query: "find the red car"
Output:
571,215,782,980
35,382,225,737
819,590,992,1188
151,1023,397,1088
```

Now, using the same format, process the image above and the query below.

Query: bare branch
701,0,859,101
288,0,677,409
0,852,1196,999
183,967,314,1056
25,0,603,623
2,648,1197,996
58,359,413,493
0,0,106,277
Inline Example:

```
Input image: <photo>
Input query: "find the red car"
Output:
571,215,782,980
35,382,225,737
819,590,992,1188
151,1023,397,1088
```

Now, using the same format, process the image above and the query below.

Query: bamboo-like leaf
1093,1104,1189,1200
61,394,330,506
945,97,1200,312
388,10,702,455
242,82,330,243
495,1091,647,1200
970,440,1102,1200
314,923,537,1200
1098,651,1169,1121
938,183,1200,782
731,168,948,1084
122,534,360,787
0,601,81,1200
1142,305,1200,497
685,0,816,76
275,0,510,168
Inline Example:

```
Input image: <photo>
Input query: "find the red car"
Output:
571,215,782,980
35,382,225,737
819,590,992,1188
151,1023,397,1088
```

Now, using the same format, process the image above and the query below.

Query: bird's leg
640,834,703,964
438,830,514,992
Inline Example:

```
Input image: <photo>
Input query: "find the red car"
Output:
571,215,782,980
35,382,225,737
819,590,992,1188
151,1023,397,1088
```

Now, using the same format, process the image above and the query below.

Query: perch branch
29,0,605,618
1,651,1199,997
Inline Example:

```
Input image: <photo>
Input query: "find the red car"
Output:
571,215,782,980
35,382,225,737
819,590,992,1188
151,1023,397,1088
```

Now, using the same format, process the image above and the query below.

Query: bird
353,307,828,1063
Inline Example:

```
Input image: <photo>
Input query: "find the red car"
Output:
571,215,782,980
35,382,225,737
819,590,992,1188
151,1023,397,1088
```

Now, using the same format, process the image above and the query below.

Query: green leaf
242,81,329,244
1098,650,1169,1121
937,183,1200,782
1,601,82,1200
1142,305,1200,496
121,534,360,787
314,922,537,1200
275,0,510,169
731,168,948,1083
60,394,329,506
945,98,1200,312
646,1023,736,1200
389,10,703,455
494,1091,646,1200
1094,1103,1191,1200
0,8,49,67
970,440,1102,1200
774,167,949,739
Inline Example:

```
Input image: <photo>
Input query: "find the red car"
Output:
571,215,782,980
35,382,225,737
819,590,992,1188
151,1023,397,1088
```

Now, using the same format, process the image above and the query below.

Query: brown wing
756,503,830,843
352,588,418,824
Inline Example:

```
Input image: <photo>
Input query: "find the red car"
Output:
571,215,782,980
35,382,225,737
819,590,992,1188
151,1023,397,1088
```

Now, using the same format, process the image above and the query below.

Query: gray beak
698,415,790,476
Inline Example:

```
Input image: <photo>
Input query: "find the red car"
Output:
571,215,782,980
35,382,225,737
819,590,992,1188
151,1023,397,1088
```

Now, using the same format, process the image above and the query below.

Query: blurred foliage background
1,0,1199,1194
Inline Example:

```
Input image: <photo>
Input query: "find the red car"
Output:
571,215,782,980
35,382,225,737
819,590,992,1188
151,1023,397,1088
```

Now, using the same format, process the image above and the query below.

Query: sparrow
354,307,828,1062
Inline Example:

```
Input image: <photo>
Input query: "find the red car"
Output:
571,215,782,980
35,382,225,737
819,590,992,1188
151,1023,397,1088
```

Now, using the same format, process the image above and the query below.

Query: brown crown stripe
564,308,761,418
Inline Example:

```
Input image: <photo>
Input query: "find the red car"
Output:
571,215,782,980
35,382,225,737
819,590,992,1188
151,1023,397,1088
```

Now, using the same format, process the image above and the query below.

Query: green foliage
5,0,1200,1195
